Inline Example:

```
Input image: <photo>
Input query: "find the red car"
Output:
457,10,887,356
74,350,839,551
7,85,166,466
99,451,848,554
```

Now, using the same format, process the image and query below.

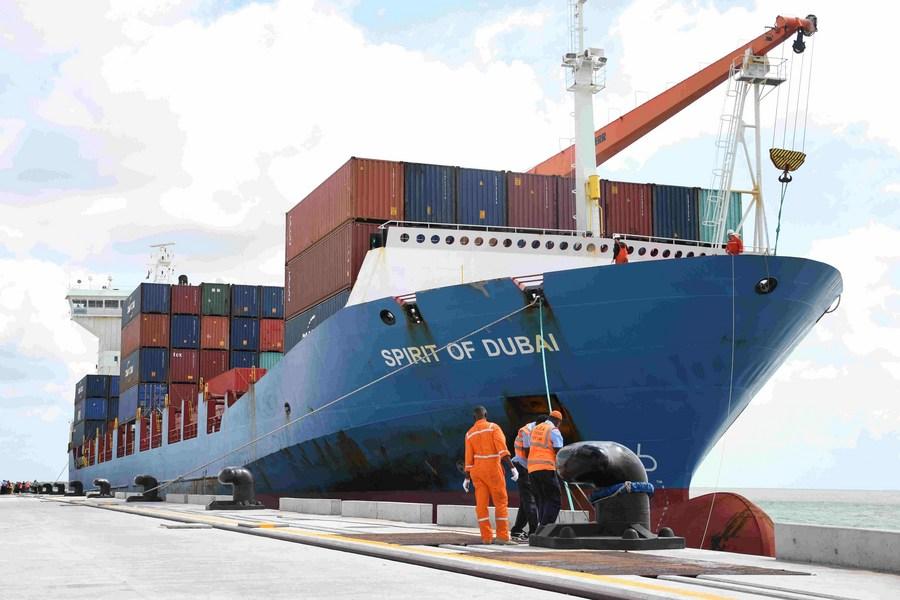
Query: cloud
473,9,548,64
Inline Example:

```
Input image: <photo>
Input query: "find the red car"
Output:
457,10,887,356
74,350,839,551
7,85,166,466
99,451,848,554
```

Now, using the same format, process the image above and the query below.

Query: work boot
512,532,529,542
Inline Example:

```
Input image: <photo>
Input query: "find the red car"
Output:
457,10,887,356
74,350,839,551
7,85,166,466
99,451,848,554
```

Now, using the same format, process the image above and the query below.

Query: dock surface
3,495,898,599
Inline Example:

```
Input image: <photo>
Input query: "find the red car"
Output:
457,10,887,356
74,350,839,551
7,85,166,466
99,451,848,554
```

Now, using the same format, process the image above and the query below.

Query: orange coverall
464,418,511,543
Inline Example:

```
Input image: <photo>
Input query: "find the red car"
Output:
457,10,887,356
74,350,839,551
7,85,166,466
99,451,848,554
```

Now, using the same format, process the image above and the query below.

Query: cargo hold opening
502,395,581,444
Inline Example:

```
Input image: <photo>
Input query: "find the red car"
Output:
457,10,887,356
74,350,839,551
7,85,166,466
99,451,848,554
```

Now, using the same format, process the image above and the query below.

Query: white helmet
726,229,735,236
612,233,621,240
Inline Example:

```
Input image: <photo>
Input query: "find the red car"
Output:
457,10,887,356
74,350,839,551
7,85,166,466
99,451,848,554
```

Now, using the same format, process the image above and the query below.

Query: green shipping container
698,189,743,244
201,283,231,316
258,352,283,370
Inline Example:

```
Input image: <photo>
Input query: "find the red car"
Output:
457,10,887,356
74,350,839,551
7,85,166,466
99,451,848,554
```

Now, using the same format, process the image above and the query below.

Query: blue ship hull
71,256,842,504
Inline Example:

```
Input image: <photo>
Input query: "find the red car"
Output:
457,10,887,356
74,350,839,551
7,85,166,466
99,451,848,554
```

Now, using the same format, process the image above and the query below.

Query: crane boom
529,15,817,176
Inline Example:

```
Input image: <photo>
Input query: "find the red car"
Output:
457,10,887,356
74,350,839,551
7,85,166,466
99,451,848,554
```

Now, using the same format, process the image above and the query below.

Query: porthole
503,239,512,248
755,277,778,294
531,240,541,249
574,243,583,251
380,310,396,325
545,241,555,249
700,252,706,257
663,249,671,258
586,243,596,253
638,247,647,256
460,236,469,246
559,241,569,250
687,251,694,257
650,248,659,257
627,245,634,254
474,237,484,246
431,235,440,244
517,239,526,248
445,235,455,244
416,234,425,243
600,244,609,253
489,238,498,247
400,233,410,243
675,250,683,258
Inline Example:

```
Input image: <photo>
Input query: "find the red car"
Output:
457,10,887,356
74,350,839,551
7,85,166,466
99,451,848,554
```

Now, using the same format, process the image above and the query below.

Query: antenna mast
147,243,176,284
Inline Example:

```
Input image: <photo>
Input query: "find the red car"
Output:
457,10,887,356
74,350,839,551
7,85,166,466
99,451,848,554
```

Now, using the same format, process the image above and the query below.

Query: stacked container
72,374,119,447
652,184,700,241
698,189,743,243
603,180,653,237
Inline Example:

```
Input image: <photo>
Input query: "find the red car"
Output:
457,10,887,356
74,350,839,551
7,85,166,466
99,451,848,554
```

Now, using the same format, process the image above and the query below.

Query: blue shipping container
230,317,260,351
259,286,284,319
230,351,258,369
258,352,283,370
73,420,106,444
84,397,108,420
652,184,700,241
122,282,171,325
404,163,457,224
285,288,351,352
457,168,507,226
75,374,108,402
118,383,168,421
170,314,200,349
231,285,259,318
121,348,168,391
109,375,119,398
108,397,118,421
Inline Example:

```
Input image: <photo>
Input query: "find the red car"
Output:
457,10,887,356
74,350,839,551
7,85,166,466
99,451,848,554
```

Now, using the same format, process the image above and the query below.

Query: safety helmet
612,233,621,240
549,410,563,421
727,229,735,236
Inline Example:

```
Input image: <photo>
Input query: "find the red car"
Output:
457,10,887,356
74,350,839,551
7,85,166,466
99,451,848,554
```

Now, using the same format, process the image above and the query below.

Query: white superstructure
66,283,127,375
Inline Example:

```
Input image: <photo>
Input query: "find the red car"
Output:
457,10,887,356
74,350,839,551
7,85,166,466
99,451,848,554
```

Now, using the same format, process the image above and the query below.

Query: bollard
529,441,684,550
87,479,113,498
125,475,164,503
65,481,85,497
40,483,53,494
52,483,66,495
207,467,264,510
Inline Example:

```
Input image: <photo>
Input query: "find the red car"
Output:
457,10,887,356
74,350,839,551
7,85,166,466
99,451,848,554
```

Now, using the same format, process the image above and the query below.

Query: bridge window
88,300,103,308
104,300,120,308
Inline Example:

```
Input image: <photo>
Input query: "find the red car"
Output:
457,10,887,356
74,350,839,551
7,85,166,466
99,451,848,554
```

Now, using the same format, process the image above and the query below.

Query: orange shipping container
259,319,284,352
121,313,169,357
285,220,380,319
200,316,229,350
285,158,403,261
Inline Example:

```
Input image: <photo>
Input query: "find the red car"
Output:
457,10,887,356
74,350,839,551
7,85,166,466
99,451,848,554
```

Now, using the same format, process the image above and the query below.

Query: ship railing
183,421,198,440
168,425,182,444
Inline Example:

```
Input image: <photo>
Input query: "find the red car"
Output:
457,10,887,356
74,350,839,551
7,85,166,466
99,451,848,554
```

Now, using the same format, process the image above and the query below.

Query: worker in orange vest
463,406,518,545
525,410,565,527
725,230,744,255
509,415,548,541
612,234,629,264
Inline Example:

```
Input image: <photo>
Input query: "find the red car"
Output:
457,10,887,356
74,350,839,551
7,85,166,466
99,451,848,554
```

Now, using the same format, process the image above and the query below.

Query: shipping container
556,176,576,231
168,383,198,408
73,399,84,423
73,420,106,445
122,283,170,326
507,172,557,229
457,168,507,226
286,157,404,261
121,313,170,357
230,317,259,351
259,286,284,319
698,189,743,243
285,221,379,319
171,285,201,315
231,285,259,318
604,180,653,237
258,352,283,370
109,375,119,398
170,314,200,349
200,316,229,350
259,318,284,352
75,374,108,403
200,350,229,383
230,350,258,369
169,349,199,383
120,348,168,391
404,162,456,223
201,283,231,316
108,397,118,421
84,397,108,421
118,383,168,421
652,184,700,241
285,288,351,351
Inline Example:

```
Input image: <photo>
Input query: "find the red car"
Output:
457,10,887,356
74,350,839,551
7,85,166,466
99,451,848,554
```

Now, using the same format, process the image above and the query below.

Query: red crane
529,15,817,176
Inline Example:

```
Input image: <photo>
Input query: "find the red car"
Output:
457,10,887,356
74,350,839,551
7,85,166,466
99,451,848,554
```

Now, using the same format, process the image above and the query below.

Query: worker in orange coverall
725,229,744,255
463,406,519,545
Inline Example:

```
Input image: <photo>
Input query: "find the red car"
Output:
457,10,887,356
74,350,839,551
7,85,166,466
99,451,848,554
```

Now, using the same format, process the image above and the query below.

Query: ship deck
4,495,897,599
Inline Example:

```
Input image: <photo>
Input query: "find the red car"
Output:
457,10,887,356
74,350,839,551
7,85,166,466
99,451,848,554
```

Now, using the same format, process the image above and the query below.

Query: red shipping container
169,349,199,383
121,313,169,357
507,172,558,229
557,176,576,231
201,316,229,350
168,382,198,408
259,318,284,352
285,220,380,319
603,180,653,237
285,158,404,261
171,285,201,315
199,350,228,383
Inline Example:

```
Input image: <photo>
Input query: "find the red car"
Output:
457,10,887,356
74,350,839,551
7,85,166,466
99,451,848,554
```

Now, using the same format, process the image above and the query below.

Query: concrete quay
4,494,900,600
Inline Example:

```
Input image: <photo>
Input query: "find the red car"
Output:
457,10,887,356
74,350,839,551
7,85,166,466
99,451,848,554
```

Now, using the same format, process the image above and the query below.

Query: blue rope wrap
590,481,655,503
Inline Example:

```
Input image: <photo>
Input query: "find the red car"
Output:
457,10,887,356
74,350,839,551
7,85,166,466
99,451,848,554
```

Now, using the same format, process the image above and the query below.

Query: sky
1,0,898,489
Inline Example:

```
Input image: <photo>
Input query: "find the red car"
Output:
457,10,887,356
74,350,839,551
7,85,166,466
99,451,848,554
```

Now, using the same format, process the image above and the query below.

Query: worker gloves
462,478,471,492
509,468,519,482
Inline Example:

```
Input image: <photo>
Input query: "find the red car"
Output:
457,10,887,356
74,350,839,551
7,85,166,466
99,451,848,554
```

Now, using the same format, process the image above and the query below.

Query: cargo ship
67,8,834,555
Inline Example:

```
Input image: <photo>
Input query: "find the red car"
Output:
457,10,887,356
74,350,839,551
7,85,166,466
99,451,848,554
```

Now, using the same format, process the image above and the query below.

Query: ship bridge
66,284,128,376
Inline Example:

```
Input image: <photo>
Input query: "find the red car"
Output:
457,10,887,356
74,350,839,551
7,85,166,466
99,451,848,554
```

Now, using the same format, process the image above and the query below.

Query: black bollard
40,483,53,494
52,483,66,495
65,481,85,497
529,441,684,550
125,474,164,502
87,478,113,498
207,467,264,510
